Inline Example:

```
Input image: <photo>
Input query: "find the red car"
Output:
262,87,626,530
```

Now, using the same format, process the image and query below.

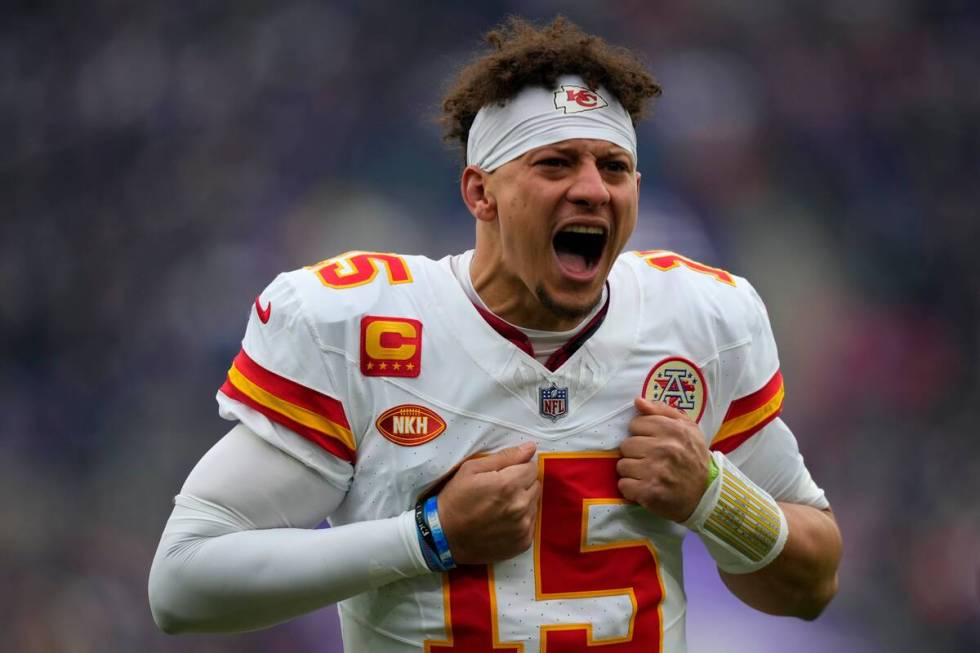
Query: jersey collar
471,288,610,372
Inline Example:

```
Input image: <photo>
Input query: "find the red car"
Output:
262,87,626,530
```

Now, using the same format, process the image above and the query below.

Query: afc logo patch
641,357,707,423
360,316,422,377
539,382,569,421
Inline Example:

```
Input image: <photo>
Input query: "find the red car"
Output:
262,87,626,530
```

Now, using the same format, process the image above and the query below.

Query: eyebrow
538,144,631,159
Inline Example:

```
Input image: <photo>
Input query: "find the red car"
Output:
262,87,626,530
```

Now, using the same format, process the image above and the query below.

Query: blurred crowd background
2,1,978,651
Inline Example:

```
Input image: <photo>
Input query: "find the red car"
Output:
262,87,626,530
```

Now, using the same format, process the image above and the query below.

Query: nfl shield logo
539,383,569,421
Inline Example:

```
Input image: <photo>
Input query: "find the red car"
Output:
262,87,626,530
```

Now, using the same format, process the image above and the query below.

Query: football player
149,17,841,652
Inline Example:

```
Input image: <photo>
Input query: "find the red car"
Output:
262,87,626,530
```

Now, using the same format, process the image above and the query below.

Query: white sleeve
218,272,360,469
711,280,829,510
725,417,830,510
216,396,355,491
148,424,430,634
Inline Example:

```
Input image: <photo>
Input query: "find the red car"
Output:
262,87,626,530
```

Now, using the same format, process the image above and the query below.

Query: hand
617,397,711,523
437,442,541,565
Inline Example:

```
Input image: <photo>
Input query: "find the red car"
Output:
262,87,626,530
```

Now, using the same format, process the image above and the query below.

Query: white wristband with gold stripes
682,451,789,574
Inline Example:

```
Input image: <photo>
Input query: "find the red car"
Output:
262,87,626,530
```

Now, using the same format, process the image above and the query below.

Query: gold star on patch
366,361,374,370
378,362,387,370
406,363,415,371
392,362,402,371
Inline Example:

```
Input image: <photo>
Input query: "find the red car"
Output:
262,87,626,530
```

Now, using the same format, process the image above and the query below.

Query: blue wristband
416,527,446,571
424,495,456,570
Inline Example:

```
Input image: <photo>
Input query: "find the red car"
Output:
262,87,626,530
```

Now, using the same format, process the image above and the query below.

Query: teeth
560,225,605,235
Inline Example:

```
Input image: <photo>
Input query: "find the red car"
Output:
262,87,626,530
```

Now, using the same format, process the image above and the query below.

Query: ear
461,165,497,222
635,170,642,196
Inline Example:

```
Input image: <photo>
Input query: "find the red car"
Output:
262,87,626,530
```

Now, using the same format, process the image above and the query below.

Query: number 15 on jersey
426,453,666,652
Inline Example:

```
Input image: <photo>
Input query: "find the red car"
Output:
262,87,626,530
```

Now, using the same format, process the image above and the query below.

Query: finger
496,458,540,489
526,478,542,502
516,480,542,513
627,414,683,439
466,442,537,473
619,435,655,459
615,456,649,480
634,396,693,422
617,477,642,503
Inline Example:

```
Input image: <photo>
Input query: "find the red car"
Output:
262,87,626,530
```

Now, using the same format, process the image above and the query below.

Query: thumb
634,396,693,422
467,442,537,473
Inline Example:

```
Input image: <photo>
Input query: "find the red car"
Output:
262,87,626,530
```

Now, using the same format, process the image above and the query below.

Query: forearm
147,425,431,634
148,495,430,634
718,504,842,620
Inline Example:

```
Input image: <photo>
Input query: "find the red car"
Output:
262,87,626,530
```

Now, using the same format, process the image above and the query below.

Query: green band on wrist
705,454,720,487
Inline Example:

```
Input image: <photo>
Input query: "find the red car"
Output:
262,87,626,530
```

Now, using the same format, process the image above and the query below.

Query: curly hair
441,16,662,159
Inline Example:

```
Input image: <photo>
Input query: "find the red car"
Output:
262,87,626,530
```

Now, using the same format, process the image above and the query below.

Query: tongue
556,249,589,273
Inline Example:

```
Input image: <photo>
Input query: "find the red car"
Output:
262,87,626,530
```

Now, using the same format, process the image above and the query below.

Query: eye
602,160,630,173
536,157,569,168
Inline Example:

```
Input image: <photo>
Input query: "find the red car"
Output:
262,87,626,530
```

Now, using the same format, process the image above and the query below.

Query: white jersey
216,249,827,652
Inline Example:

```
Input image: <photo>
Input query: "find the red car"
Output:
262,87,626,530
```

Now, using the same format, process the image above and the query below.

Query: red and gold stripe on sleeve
710,370,784,454
219,349,356,463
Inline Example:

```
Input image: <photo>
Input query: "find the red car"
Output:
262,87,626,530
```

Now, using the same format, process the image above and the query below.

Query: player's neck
469,246,583,332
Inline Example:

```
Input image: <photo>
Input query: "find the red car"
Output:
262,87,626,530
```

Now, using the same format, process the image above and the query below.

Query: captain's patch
642,357,707,423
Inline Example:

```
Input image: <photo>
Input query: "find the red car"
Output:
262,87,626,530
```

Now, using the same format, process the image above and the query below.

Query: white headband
466,75,637,172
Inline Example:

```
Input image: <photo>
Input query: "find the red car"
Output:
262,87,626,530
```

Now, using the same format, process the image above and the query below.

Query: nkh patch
539,382,569,421
641,356,707,423
360,315,422,378
375,404,446,446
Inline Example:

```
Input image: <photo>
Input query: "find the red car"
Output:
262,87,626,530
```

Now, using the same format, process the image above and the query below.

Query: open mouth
553,225,608,276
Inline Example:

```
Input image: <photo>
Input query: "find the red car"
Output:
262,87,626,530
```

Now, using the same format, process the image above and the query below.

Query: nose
566,160,611,209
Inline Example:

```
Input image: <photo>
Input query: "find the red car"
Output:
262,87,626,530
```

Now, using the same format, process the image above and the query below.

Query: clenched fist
437,442,541,564
617,397,711,523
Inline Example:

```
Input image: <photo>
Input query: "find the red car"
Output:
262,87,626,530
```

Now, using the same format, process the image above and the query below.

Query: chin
536,285,603,322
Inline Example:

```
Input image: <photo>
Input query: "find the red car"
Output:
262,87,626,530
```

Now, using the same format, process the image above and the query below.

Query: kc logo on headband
554,85,609,114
